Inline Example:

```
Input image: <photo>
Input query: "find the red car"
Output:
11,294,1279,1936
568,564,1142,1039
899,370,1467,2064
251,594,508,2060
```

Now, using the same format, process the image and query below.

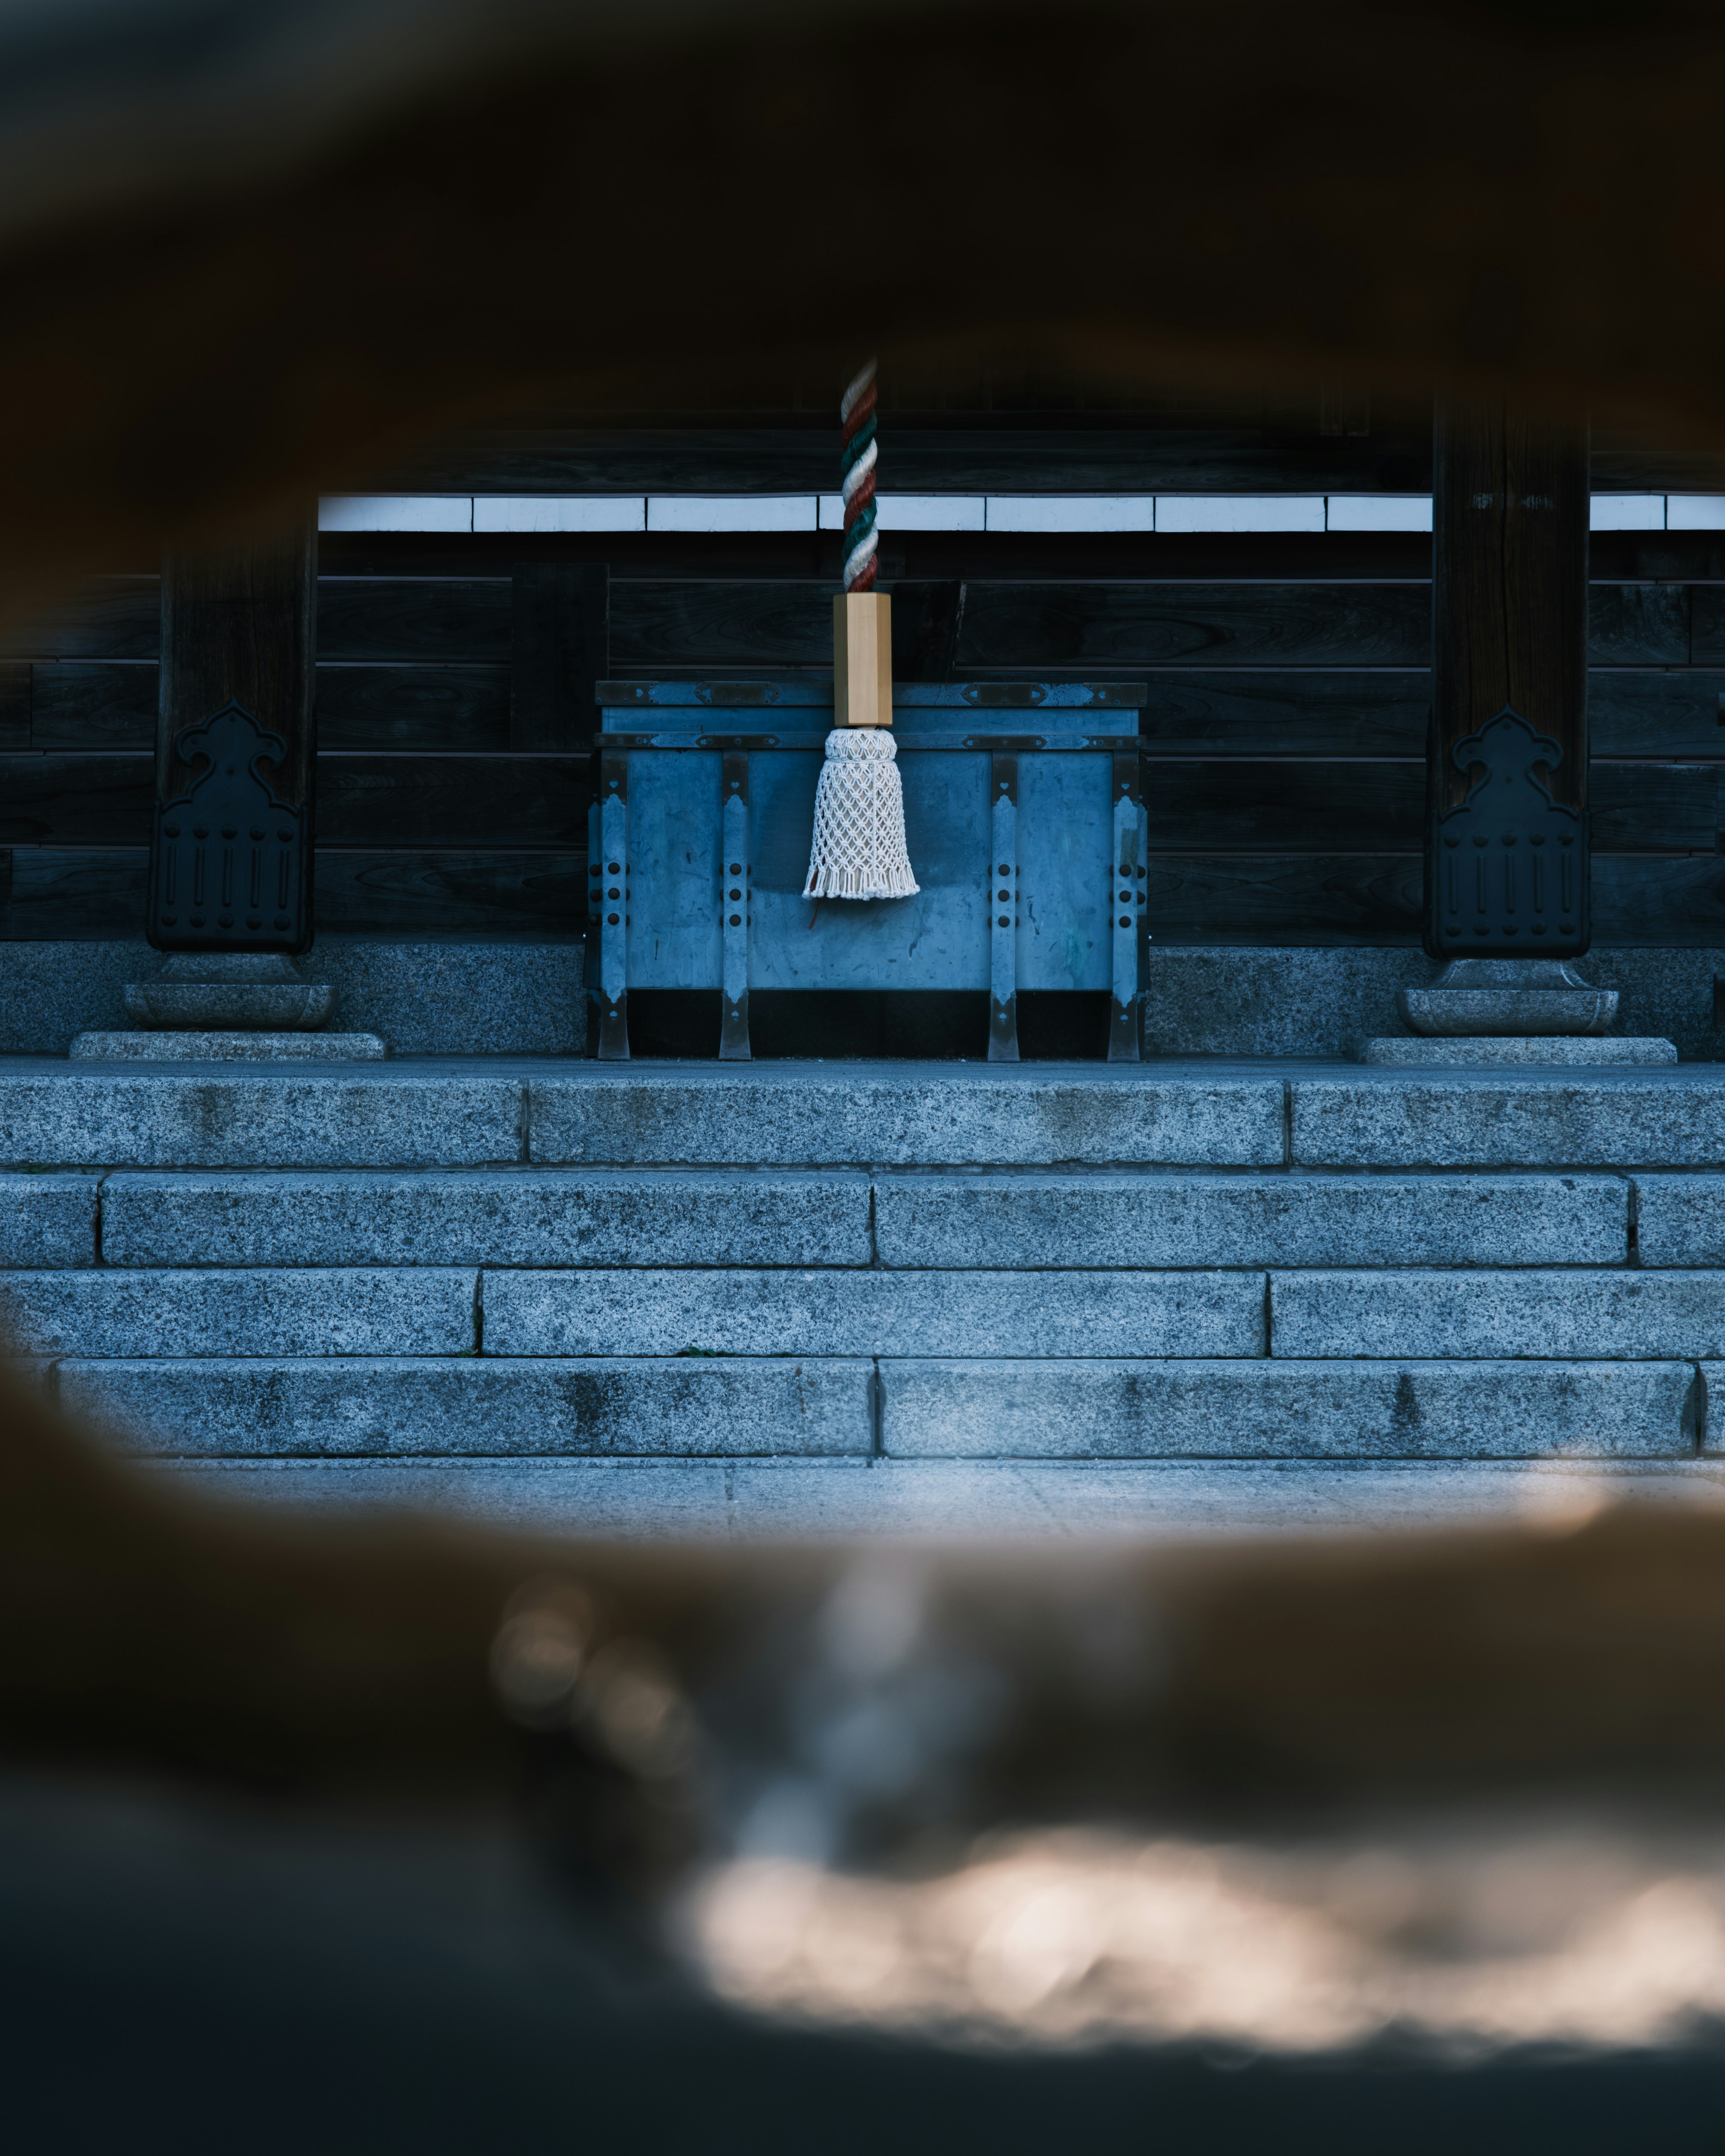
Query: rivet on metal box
587,677,1150,1063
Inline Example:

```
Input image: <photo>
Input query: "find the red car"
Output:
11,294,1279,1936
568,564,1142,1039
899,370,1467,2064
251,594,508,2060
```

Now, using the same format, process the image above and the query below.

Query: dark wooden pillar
148,517,317,953
1425,399,1591,960
510,562,608,750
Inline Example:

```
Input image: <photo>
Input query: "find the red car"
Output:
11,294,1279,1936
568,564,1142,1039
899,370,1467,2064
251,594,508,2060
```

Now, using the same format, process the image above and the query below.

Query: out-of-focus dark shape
2,0,1725,613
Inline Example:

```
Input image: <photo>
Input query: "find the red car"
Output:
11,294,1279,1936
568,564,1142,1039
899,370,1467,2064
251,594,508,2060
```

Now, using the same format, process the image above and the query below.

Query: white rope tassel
802,728,920,900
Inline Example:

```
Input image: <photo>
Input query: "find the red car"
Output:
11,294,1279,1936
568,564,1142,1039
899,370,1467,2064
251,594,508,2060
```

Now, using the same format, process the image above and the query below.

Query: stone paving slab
101,1169,873,1269
158,1455,1725,1538
480,1268,1265,1359
879,1357,1693,1458
0,1069,524,1168
0,1172,97,1266
527,1066,1286,1167
1632,1175,1725,1267
0,1268,477,1356
1292,1071,1725,1169
873,1171,1629,1269
55,1356,872,1457
1273,1268,1725,1361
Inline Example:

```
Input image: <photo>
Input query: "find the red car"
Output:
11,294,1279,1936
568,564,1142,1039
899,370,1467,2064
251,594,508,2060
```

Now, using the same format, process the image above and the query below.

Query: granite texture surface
0,1069,525,1167
0,1172,98,1266
1631,1175,1725,1267
55,1355,871,1456
479,1267,1265,1359
1359,1038,1675,1066
1272,1268,1725,1360
872,1171,1629,1269
879,1356,1694,1458
101,1169,873,1269
528,1068,1286,1167
0,940,585,1056
1137,946,1725,1061
71,1032,388,1061
1291,1073,1725,1168
0,1268,477,1357
160,1454,1725,1537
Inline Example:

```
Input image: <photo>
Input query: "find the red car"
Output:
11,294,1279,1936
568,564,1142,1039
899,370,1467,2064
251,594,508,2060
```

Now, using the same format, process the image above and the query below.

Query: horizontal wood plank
0,751,591,847
957,583,1432,669
609,580,833,670
318,666,511,750
0,846,588,940
316,757,589,845
1141,853,1725,946
31,663,155,748
30,662,513,751
1,575,1703,673
315,579,511,663
1142,760,1718,853
0,847,147,937
313,850,586,935
0,755,151,844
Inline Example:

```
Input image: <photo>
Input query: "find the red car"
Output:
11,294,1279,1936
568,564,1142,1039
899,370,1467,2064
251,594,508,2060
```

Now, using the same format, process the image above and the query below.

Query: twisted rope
840,358,878,593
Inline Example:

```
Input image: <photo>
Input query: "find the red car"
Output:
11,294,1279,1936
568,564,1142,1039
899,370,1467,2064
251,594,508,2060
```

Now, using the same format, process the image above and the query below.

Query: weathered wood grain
1686,586,1725,666
1142,760,1717,853
0,755,151,844
313,849,586,934
318,664,510,751
316,757,589,845
31,662,155,748
957,583,1433,669
0,846,147,937
316,578,512,663
1139,671,1432,755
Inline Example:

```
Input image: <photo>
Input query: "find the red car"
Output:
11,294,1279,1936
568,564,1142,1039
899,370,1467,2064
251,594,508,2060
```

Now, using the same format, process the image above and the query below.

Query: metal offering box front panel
592,680,1147,1060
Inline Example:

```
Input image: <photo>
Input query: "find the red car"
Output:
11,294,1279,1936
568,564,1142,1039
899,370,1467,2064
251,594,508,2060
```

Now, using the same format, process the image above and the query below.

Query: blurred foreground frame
13,0,1725,2144
4,0,1725,592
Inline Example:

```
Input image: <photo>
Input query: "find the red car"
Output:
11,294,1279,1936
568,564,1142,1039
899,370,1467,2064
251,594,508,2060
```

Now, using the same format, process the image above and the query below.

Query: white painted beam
317,496,472,533
646,495,817,532
473,496,645,533
1666,495,1725,530
1327,495,1433,532
986,496,1156,532
1590,495,1666,530
1155,495,1327,534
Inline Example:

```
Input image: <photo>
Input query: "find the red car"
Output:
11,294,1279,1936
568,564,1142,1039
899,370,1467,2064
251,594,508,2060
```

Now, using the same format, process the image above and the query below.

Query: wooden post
834,591,893,726
1425,398,1591,960
149,517,317,953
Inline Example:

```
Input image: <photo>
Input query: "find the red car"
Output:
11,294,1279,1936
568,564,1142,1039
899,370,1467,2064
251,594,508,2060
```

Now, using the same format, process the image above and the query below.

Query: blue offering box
589,680,1147,1060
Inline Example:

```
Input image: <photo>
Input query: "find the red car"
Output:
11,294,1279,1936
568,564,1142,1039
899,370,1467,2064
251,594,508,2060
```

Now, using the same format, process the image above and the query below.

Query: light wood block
833,592,892,727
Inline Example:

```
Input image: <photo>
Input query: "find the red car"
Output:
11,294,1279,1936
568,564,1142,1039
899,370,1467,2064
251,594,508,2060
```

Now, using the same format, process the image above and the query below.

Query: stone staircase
5,1057,1725,1536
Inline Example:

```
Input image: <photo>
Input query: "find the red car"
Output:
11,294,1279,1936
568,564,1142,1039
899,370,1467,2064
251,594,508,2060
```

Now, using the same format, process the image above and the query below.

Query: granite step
40,1354,1703,1461
88,1167,1636,1271
2,1058,1723,1171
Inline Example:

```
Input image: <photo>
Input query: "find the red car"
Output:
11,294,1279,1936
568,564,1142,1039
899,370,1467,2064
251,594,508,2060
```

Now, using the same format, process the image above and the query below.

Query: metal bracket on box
1108,750,1144,1062
988,751,1019,1062
597,751,630,1061
720,751,752,1060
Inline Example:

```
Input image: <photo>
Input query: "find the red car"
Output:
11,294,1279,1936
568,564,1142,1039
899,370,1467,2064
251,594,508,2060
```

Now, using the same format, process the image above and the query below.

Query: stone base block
70,1031,387,1061
1359,1036,1677,1066
55,1355,872,1457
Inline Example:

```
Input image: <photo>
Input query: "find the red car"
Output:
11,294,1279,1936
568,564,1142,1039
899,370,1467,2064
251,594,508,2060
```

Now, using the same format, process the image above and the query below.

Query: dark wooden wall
6,397,1725,945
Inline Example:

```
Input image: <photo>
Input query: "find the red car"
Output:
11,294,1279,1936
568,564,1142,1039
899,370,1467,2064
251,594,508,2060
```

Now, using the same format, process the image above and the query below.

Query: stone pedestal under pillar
1359,958,1675,1065
70,954,385,1060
